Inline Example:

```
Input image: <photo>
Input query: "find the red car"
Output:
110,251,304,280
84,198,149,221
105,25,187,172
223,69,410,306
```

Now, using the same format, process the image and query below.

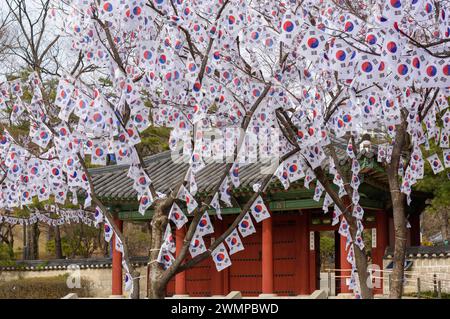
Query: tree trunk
313,166,373,298
387,116,408,299
23,223,28,260
55,225,63,259
387,173,407,299
131,270,141,299
148,201,169,299
27,223,40,260
346,214,373,299
441,209,449,243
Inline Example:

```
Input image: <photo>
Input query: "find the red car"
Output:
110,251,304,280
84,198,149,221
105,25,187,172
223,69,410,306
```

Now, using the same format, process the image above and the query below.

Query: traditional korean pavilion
90,149,428,297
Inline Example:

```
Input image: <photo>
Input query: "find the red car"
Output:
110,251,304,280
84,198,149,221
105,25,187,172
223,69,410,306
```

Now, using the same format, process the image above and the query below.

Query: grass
0,274,92,299
405,291,450,299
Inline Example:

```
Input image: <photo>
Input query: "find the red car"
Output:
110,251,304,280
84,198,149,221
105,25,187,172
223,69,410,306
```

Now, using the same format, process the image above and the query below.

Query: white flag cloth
161,224,175,253
94,206,103,226
185,169,198,196
168,203,188,229
285,153,305,182
196,212,214,236
189,231,207,258
211,243,232,271
238,213,256,238
124,272,133,292
210,192,222,220
229,163,240,187
177,184,198,214
157,247,175,269
427,153,445,174
104,219,113,243
219,176,232,207
225,229,245,255
249,196,271,222
115,235,124,253
444,149,450,168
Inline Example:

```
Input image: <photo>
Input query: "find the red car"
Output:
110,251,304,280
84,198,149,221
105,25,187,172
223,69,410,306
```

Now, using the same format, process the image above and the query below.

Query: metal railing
325,268,450,298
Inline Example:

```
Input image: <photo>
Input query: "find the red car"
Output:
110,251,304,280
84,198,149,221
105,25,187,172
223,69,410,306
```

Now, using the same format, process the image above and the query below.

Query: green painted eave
118,197,384,221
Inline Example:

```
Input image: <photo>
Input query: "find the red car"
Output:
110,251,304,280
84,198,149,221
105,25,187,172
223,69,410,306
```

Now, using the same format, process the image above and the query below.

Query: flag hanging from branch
189,231,207,258
225,228,245,255
168,203,188,229
210,192,222,220
196,212,214,236
238,213,256,238
177,185,198,214
250,196,271,222
104,219,113,243
211,243,232,271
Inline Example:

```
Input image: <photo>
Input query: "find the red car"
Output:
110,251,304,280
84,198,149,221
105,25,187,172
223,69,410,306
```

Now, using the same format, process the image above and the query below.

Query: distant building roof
385,245,450,259
0,256,148,271
89,146,386,201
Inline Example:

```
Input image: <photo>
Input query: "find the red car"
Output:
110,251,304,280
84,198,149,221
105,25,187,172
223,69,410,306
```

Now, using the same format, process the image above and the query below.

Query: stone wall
0,257,148,298
383,246,450,295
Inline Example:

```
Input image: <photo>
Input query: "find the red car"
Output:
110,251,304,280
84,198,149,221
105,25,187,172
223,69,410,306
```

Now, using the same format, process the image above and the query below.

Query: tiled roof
91,150,289,200
385,245,450,258
0,256,148,271
89,143,383,200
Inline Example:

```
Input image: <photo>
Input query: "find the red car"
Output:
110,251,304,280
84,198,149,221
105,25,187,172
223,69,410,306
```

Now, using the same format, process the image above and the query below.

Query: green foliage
415,141,450,213
319,233,335,270
0,243,14,261
56,225,100,258
46,238,70,257
137,126,171,156
0,275,92,299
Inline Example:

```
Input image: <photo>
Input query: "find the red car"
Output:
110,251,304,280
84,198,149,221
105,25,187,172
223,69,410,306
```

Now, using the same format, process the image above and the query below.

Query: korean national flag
443,149,450,168
189,231,207,258
124,272,133,292
196,212,214,236
427,154,445,174
177,185,198,214
211,243,232,272
168,203,188,229
94,206,104,227
104,219,113,243
238,213,256,238
225,229,244,255
250,196,271,223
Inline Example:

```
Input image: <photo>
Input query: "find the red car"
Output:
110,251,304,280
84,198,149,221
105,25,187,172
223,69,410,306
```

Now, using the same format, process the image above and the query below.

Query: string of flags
1,0,449,299
0,209,96,227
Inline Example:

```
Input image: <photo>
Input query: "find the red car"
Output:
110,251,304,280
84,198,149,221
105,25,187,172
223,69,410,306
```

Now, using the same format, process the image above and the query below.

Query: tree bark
27,223,40,260
148,199,171,299
23,223,28,260
131,270,141,299
441,209,449,243
55,225,63,259
387,116,408,299
314,166,373,299
387,172,407,299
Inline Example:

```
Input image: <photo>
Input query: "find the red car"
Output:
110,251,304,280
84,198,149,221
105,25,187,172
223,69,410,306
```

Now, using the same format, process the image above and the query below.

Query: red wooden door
228,222,262,296
273,215,297,296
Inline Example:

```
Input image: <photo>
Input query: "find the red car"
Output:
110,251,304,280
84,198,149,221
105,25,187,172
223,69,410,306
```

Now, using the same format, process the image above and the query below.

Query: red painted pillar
297,212,310,295
373,210,389,294
112,216,123,296
309,231,319,293
409,214,421,246
211,219,224,296
339,218,352,294
175,227,187,295
262,217,274,294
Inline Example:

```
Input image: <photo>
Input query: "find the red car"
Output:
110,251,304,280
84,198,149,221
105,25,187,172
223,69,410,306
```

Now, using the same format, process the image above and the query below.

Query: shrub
0,274,92,299
0,243,13,260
